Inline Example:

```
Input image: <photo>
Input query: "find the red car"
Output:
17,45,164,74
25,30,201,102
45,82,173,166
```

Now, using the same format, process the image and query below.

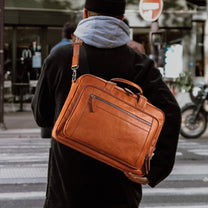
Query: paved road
140,138,208,208
0,129,207,208
0,129,48,208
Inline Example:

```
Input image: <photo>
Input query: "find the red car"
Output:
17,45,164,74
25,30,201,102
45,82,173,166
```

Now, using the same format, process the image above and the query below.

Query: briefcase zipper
143,154,150,175
90,94,151,126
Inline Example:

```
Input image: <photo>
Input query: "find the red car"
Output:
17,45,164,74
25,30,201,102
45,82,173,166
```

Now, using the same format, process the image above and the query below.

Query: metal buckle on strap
71,65,79,81
71,38,83,81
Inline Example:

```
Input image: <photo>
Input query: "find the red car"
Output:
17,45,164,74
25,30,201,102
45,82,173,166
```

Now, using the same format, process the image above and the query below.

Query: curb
0,128,41,138
0,128,40,134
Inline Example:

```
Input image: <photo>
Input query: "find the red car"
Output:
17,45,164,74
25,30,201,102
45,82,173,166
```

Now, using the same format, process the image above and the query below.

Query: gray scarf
74,16,130,48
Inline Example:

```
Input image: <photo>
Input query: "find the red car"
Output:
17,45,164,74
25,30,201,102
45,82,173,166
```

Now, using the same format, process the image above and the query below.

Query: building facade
3,0,207,101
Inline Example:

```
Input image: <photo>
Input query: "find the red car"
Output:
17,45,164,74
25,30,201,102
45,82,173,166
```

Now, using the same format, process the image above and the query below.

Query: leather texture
52,74,165,176
72,41,82,68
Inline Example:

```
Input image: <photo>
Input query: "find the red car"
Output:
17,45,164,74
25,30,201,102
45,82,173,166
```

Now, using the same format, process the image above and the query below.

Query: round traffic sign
139,0,163,22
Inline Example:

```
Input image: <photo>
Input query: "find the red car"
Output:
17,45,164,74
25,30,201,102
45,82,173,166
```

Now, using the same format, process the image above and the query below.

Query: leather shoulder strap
72,42,82,69
71,38,83,81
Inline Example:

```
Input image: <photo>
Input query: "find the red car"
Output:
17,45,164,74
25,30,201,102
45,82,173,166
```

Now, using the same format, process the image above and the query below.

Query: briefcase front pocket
62,86,159,172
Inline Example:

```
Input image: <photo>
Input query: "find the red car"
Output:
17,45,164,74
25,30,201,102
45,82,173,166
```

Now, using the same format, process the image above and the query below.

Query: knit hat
85,0,126,15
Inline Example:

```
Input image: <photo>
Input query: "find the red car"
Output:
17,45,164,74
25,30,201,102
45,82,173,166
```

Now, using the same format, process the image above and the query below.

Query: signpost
139,0,164,67
205,0,208,82
0,0,6,130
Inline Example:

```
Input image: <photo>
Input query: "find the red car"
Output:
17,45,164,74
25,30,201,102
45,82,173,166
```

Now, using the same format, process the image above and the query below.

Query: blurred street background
1,0,208,208
0,103,207,208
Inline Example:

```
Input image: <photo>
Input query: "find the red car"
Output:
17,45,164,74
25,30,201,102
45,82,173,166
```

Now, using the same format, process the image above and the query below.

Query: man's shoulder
45,44,73,69
50,44,73,58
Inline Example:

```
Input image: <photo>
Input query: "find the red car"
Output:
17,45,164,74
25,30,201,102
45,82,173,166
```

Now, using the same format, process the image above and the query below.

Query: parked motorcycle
180,84,208,138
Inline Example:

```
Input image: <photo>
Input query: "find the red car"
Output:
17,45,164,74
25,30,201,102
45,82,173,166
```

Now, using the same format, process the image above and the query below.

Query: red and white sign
139,0,163,22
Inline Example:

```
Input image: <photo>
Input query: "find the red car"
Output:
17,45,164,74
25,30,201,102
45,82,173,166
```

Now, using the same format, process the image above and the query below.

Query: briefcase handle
111,78,143,95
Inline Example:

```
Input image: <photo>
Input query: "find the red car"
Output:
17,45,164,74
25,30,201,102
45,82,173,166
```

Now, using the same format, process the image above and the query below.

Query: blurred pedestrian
124,18,146,54
41,22,77,138
127,40,145,54
50,22,77,53
32,0,181,207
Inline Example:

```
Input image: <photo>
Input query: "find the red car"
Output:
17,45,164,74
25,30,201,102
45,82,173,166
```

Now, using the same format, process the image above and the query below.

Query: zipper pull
90,94,96,112
143,154,150,175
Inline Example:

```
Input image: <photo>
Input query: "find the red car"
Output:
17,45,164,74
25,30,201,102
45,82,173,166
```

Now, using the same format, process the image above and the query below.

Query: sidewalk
0,103,41,138
0,103,48,186
1,96,208,138
4,103,38,128
2,92,189,130
0,92,191,129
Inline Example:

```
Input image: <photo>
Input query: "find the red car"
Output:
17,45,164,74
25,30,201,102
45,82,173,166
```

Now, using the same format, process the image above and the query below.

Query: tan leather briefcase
52,42,165,176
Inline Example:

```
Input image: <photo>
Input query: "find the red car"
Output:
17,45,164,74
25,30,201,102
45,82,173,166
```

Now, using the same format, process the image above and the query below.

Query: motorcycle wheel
180,104,207,138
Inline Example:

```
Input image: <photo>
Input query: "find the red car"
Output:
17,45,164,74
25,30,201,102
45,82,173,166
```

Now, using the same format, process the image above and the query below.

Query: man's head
84,0,126,19
62,22,77,39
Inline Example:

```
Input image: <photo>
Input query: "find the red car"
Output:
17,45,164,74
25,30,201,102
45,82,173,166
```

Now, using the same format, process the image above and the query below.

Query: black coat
32,43,181,208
